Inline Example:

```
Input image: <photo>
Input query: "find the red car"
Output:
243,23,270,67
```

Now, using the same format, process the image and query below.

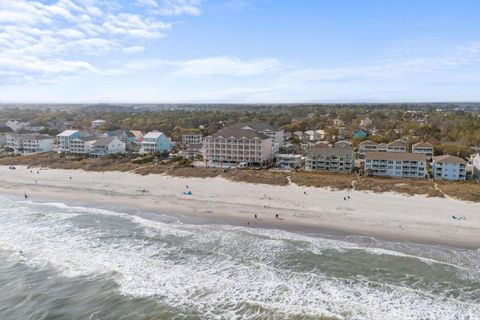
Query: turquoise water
0,197,479,319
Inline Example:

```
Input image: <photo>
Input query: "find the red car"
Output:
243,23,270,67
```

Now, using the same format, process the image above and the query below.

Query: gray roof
359,140,378,146
105,130,128,137
306,146,354,157
228,121,279,132
210,128,269,140
387,140,407,147
93,137,117,147
433,155,466,165
413,142,434,148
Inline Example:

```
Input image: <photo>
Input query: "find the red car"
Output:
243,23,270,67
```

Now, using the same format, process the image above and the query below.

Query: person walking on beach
24,193,28,200
254,214,257,219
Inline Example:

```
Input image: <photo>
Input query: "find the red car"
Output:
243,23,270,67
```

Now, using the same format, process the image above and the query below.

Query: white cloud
174,56,281,77
0,0,203,85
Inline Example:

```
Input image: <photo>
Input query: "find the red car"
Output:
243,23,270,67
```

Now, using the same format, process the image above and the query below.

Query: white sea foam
0,198,479,319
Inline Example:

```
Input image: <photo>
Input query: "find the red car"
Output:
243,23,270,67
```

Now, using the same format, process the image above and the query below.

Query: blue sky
1,0,480,103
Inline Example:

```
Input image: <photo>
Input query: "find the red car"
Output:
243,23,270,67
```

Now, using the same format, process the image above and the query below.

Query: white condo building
364,152,426,179
412,142,435,161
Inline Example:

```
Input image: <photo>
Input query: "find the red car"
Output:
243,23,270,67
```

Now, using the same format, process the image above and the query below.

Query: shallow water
0,197,479,319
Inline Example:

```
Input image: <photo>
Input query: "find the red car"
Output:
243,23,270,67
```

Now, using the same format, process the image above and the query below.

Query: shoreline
0,166,479,250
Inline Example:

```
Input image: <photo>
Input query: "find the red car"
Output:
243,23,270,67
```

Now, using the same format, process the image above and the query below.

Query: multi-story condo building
182,132,203,145
386,140,408,153
412,142,434,161
228,122,284,155
432,155,466,181
57,130,82,152
6,132,53,154
377,143,387,152
364,152,426,179
203,127,273,165
276,154,303,170
358,140,378,158
90,137,126,158
140,131,172,154
473,153,480,180
305,145,355,173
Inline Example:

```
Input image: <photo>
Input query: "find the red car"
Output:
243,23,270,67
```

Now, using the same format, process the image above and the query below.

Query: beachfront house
473,153,480,180
69,136,97,154
364,152,426,179
140,131,172,154
57,130,82,152
412,142,435,161
386,140,408,153
276,154,303,170
228,122,284,155
203,127,273,166
179,144,203,160
432,155,466,181
90,137,126,158
305,145,355,173
129,130,144,144
182,132,203,145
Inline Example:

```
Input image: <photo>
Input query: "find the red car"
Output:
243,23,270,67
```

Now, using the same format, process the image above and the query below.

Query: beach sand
0,165,479,249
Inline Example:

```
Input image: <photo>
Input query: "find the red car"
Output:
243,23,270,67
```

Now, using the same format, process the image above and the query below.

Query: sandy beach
0,165,479,249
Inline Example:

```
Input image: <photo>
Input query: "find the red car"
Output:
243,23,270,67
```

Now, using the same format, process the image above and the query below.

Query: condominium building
203,127,273,165
412,142,434,161
305,145,355,173
228,122,284,155
358,140,378,158
182,132,203,145
386,140,408,153
364,152,426,179
276,154,303,170
432,155,466,181
5,132,53,154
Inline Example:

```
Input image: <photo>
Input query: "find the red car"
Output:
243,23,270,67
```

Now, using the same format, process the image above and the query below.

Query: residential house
203,127,273,165
315,129,326,141
473,153,480,180
103,130,132,147
6,119,30,132
182,132,203,145
276,154,303,170
91,119,106,129
90,137,126,158
56,130,83,152
228,122,284,155
412,142,434,161
69,136,97,155
364,152,426,179
140,131,172,154
305,145,355,173
386,140,408,153
129,130,144,144
179,144,203,160
353,129,367,139
358,140,378,159
432,155,466,181
24,122,45,132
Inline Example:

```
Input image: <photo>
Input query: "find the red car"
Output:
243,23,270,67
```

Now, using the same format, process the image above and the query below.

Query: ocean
0,197,478,320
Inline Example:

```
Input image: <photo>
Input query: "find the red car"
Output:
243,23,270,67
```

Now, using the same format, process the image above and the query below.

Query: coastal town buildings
305,145,355,173
358,140,379,158
364,152,426,178
275,154,303,170
179,144,203,160
386,140,408,153
69,136,97,154
129,130,144,144
6,119,30,132
140,131,172,154
203,127,273,165
182,132,203,145
412,142,435,161
90,137,126,157
228,122,284,155
5,132,54,154
432,155,467,181
91,119,106,129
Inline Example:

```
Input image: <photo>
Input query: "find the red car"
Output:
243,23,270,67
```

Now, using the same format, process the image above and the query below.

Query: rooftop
387,140,408,147
210,128,269,140
93,137,117,147
228,121,279,132
433,155,466,165
413,142,434,148
57,130,80,137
